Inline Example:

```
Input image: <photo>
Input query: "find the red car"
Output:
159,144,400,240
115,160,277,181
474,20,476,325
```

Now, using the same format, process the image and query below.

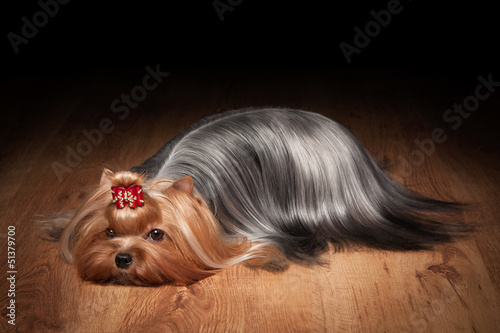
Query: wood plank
0,70,499,332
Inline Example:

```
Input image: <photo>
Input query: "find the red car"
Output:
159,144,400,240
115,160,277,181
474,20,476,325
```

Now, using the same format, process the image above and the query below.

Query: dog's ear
172,176,193,194
100,168,114,186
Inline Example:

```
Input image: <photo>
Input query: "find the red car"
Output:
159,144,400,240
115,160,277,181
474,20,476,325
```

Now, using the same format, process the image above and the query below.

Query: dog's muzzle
115,253,133,269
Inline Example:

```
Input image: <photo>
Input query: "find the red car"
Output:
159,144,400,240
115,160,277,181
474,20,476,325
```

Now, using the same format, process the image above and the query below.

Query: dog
45,108,468,285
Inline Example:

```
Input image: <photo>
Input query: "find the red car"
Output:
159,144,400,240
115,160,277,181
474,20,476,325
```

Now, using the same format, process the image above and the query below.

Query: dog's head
59,169,251,285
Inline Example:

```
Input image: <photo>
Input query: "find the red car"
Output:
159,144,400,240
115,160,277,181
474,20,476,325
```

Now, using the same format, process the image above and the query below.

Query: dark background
2,0,498,79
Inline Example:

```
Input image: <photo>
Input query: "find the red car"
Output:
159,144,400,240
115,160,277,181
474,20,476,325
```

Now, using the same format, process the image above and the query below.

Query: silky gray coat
132,108,466,262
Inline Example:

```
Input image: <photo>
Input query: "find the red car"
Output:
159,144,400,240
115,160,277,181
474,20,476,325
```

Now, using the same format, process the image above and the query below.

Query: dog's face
59,170,242,285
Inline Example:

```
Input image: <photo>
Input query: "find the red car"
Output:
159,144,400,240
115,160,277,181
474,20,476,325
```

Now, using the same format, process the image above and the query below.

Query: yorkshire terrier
45,108,468,285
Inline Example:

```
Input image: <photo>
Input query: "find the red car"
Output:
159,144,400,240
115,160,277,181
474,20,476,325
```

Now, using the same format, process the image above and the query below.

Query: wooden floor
1,69,499,332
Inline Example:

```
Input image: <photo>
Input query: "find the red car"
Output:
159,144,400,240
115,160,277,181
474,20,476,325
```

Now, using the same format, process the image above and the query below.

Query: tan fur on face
59,170,274,285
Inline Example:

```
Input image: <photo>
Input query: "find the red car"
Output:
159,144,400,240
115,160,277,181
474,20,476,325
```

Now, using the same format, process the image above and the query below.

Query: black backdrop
2,1,498,78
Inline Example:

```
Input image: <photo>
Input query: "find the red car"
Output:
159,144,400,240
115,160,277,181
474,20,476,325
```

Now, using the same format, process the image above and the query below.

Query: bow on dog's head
58,168,256,285
111,185,144,209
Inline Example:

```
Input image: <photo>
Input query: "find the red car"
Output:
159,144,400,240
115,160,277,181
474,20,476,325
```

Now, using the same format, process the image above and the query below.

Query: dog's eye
106,228,117,238
149,229,164,241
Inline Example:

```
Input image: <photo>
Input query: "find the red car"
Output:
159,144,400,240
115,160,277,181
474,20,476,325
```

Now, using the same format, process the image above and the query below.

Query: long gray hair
132,108,467,263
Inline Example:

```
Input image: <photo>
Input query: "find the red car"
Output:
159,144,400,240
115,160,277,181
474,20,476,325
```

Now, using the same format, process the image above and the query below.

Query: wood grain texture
0,69,499,332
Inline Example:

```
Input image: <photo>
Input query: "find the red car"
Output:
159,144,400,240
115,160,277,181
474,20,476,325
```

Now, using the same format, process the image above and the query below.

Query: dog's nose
115,253,133,269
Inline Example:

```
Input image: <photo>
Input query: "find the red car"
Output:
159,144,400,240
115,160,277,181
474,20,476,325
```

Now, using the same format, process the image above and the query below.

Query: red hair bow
111,185,144,209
